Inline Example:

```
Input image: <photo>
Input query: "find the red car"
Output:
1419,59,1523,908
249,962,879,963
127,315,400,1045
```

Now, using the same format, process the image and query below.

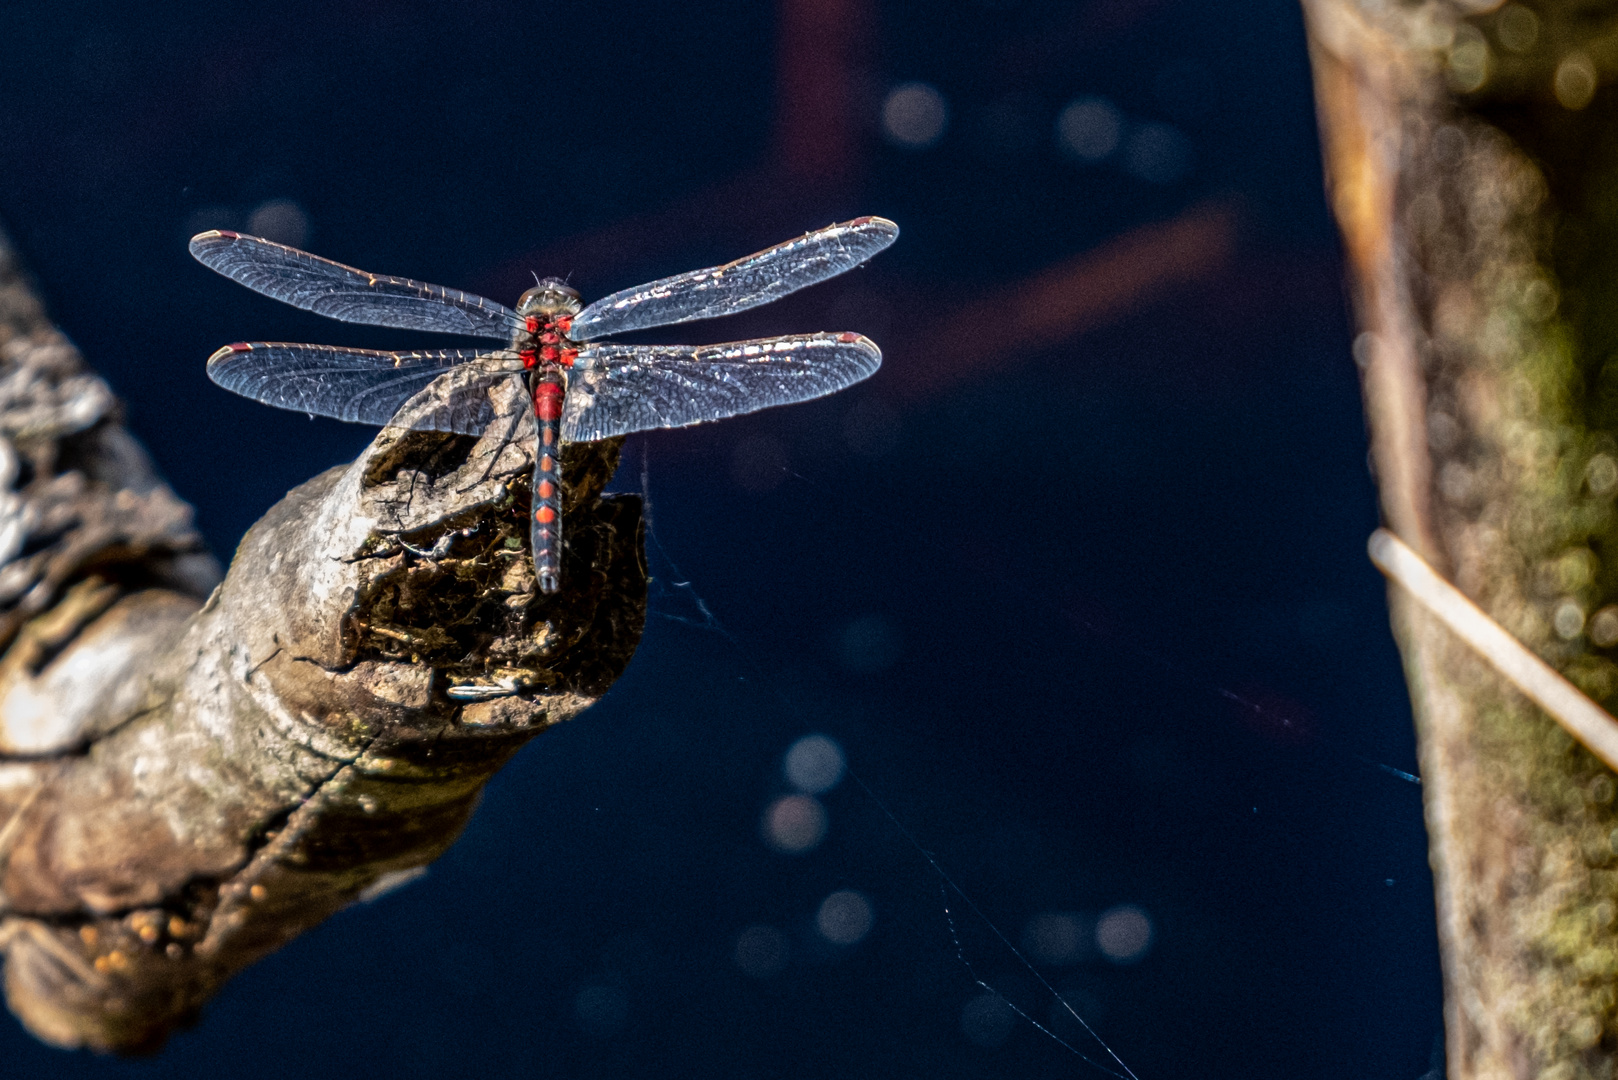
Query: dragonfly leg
460,401,530,494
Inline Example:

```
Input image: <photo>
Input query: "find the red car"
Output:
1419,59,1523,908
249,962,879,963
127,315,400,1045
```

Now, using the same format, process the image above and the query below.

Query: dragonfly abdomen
530,372,567,593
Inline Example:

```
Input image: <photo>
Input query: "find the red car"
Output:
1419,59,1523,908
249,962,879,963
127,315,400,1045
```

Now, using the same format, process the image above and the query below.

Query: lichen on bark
1303,0,1618,1075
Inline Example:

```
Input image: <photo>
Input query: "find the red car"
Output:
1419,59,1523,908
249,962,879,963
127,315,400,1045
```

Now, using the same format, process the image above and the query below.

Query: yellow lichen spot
137,924,159,944
168,916,188,938
249,884,267,901
93,956,110,974
79,925,98,946
106,950,128,971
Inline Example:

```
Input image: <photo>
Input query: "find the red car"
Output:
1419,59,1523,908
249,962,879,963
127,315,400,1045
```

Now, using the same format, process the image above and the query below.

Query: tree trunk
0,224,647,1053
1302,2,1618,1076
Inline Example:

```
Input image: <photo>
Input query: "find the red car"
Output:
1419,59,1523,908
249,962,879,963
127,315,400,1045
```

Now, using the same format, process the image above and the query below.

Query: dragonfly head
517,277,583,318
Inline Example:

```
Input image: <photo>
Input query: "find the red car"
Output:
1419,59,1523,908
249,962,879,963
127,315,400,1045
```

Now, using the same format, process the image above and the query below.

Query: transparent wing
569,217,898,341
206,343,524,434
563,332,881,442
190,231,524,341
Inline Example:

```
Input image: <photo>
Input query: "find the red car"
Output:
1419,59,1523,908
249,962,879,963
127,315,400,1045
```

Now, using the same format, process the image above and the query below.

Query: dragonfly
191,216,897,594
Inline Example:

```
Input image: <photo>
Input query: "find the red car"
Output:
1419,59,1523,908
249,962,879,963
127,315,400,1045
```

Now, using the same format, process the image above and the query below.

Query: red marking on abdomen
534,384,563,421
534,506,556,524
537,480,555,499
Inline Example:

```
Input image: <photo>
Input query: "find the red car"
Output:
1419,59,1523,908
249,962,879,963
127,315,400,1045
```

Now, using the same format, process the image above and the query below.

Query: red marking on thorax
525,316,539,334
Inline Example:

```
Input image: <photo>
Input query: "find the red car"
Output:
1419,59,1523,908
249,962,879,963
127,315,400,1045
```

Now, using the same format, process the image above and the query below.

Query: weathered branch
0,225,647,1052
1302,2,1618,1076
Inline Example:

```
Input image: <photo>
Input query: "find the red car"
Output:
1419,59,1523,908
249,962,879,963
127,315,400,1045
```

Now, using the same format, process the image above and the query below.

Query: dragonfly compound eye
517,278,583,318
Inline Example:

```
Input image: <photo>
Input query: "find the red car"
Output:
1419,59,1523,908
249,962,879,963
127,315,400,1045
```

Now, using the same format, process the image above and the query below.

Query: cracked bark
1302,1,1618,1076
0,224,647,1053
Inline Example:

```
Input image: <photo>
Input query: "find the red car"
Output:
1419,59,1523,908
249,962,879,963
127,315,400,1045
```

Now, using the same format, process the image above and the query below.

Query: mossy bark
1302,2,1618,1076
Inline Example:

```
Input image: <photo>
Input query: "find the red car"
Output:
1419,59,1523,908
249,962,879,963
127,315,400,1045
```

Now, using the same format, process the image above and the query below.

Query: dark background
0,0,1442,1076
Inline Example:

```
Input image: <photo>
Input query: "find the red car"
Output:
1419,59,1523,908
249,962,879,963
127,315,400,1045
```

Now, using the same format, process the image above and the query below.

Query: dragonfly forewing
561,332,881,442
190,232,524,341
568,217,898,341
207,343,523,434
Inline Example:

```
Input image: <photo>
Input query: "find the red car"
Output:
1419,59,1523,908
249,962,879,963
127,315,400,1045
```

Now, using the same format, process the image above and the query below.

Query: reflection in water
784,734,847,794
816,890,873,945
762,793,828,853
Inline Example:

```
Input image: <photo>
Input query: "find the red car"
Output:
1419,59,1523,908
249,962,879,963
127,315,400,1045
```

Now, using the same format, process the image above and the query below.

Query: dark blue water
0,1,1441,1076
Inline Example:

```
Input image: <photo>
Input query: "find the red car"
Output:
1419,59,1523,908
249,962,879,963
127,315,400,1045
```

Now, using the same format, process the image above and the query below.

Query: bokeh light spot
816,889,873,945
1095,904,1153,963
961,991,1016,1048
1555,52,1598,110
1121,123,1192,184
1055,97,1121,162
1447,27,1490,93
882,82,949,149
734,924,790,978
1590,605,1618,648
247,199,310,248
1555,600,1586,640
762,793,827,853
1586,453,1618,495
784,734,846,794
1496,4,1539,52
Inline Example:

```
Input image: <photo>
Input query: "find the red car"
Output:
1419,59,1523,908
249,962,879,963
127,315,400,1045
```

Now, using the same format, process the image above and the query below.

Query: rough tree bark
1302,2,1618,1076
0,224,647,1053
